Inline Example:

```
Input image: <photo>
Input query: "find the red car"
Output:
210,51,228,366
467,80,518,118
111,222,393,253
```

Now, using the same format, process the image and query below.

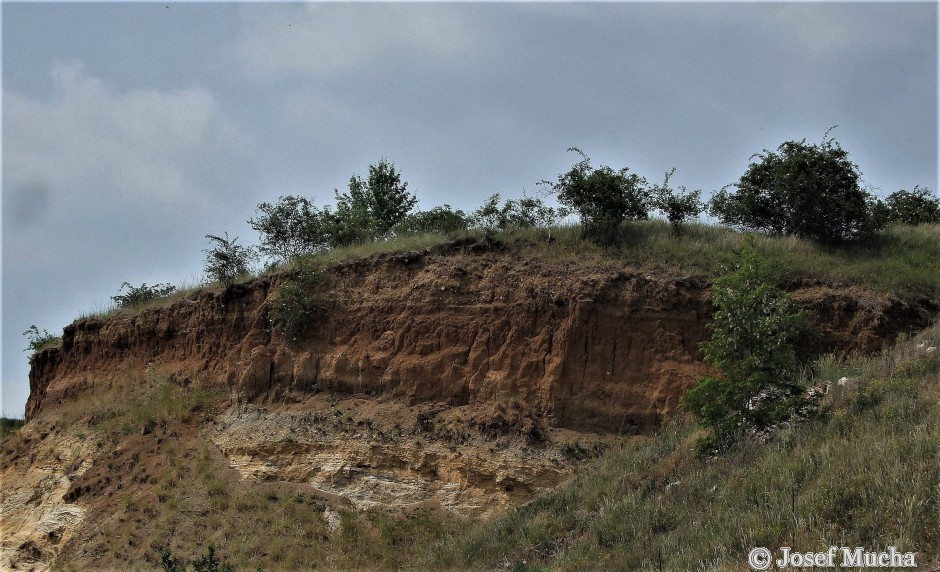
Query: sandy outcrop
26,238,938,433
0,419,94,571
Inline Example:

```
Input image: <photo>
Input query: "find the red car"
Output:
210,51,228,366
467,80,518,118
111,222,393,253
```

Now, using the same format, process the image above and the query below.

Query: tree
542,148,649,244
710,131,875,243
884,186,940,225
203,233,254,288
249,195,332,263
650,168,703,235
681,235,808,454
332,158,417,244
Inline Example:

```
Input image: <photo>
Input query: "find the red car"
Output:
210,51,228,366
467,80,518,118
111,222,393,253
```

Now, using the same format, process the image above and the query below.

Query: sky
2,1,937,418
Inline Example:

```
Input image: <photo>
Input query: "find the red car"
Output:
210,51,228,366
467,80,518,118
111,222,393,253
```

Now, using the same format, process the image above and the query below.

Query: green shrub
160,545,235,572
710,130,877,243
542,147,649,245
884,186,940,225
269,267,324,344
23,324,61,354
681,235,808,453
650,168,703,235
203,233,255,289
249,195,333,263
1,417,25,442
111,282,176,308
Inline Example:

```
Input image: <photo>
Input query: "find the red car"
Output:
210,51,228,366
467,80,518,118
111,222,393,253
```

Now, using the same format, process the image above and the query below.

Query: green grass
290,220,938,299
67,222,938,326
54,366,228,440
423,323,940,571
513,220,939,297
77,279,207,321
303,231,462,266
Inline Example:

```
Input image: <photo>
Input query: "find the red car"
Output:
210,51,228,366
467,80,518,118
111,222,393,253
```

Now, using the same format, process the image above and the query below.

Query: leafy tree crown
333,158,417,244
710,131,875,243
542,148,649,244
249,195,332,263
884,186,940,225
203,233,254,288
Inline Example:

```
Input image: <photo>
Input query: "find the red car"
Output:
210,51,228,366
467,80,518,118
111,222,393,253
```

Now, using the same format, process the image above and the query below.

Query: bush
249,195,333,263
681,235,808,453
884,186,940,225
269,267,324,344
471,193,567,233
203,233,254,289
650,168,703,235
395,205,470,235
23,324,61,354
111,282,176,308
710,131,876,243
332,158,417,245
542,148,649,244
160,545,234,572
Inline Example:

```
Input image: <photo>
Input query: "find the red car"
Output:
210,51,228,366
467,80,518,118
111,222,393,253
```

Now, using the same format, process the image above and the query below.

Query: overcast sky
2,2,937,417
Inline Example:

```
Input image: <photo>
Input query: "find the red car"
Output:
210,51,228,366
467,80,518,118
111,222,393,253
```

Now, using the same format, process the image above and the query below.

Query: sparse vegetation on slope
22,324,61,355
511,221,940,298
682,235,808,454
111,282,177,309
426,324,940,571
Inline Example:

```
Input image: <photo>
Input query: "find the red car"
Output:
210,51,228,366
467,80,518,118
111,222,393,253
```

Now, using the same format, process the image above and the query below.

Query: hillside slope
4,233,939,570
427,322,940,571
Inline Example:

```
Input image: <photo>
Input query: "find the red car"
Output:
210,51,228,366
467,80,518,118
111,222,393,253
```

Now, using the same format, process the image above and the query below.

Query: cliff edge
26,237,937,430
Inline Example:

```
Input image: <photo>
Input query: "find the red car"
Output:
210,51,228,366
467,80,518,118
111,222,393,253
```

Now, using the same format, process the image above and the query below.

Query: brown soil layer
26,238,938,432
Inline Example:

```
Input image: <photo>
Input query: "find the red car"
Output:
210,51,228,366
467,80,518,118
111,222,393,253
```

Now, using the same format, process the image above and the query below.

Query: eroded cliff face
8,238,939,571
26,238,938,430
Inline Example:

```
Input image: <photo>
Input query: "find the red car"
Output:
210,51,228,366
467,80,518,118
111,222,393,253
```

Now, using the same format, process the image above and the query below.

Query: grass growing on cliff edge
67,221,938,326
297,220,939,298
516,220,939,297
423,323,940,571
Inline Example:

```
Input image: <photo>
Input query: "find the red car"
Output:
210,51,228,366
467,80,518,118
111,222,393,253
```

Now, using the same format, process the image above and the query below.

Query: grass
289,220,938,298
514,220,939,297
65,221,937,327
422,323,940,571
303,231,463,266
53,366,227,441
77,279,207,321
39,364,461,571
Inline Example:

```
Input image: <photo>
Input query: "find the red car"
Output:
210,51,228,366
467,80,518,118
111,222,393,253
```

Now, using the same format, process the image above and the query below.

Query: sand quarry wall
26,238,938,431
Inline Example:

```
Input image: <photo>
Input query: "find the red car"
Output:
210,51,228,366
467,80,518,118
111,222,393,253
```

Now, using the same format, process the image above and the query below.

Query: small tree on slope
681,235,808,454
